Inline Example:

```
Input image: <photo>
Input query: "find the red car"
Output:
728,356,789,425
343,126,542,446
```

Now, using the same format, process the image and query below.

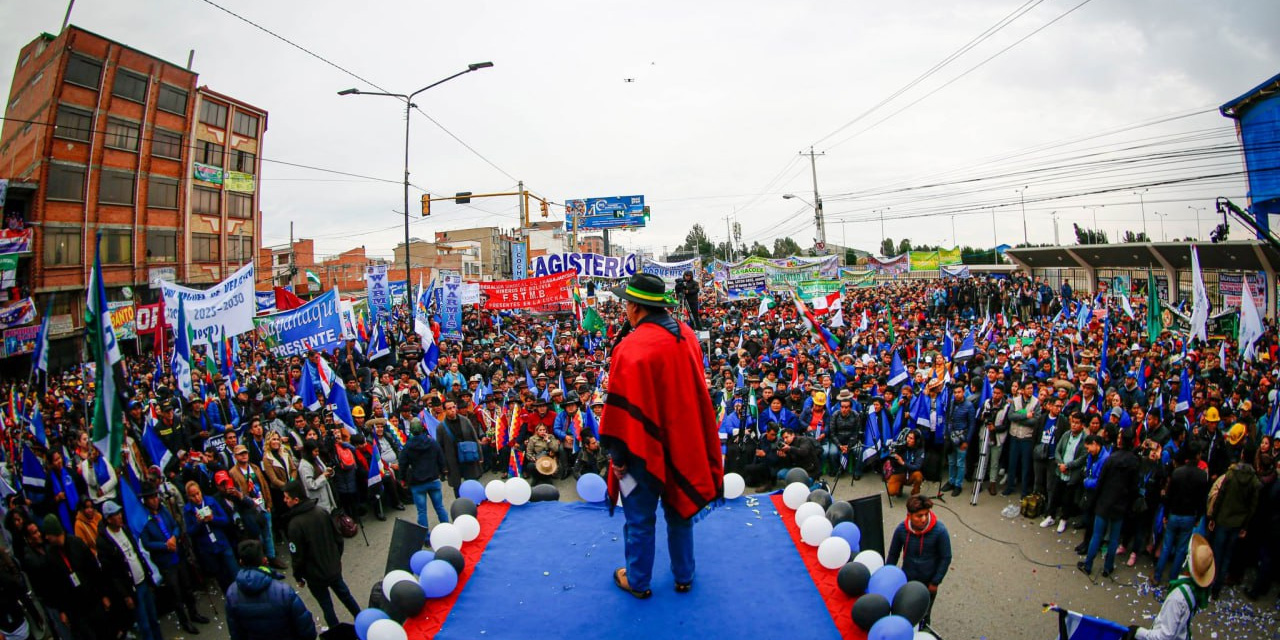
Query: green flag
86,233,126,466
306,270,321,290
583,306,604,333
1146,271,1163,341
887,309,896,344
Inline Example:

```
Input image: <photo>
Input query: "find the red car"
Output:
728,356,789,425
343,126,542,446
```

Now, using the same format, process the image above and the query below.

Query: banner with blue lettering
529,252,637,279
161,262,256,345
255,291,276,313
642,257,698,283
440,269,463,342
389,279,407,303
252,289,345,358
365,264,390,324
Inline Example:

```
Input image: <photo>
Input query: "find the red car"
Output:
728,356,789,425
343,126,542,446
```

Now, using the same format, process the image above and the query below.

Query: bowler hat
611,273,677,308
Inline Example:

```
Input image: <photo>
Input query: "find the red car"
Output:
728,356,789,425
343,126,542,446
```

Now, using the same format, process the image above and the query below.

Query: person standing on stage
602,273,723,599
886,495,952,625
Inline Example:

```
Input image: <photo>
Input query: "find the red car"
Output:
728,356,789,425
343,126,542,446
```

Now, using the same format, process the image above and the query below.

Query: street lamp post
1155,211,1167,242
1016,186,1028,245
1134,189,1149,241
1188,205,1206,238
338,61,494,286
1050,210,1059,245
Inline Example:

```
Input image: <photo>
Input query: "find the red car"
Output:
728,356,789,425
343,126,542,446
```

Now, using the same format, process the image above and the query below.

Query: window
228,235,254,262
105,118,140,151
47,164,86,201
64,54,102,88
197,140,223,167
147,177,179,208
232,112,259,138
232,150,256,174
275,253,290,266
54,105,92,142
44,228,82,266
157,84,187,115
152,130,182,159
98,170,135,205
100,230,132,264
146,229,177,262
192,233,220,262
199,100,227,128
228,193,253,219
112,69,147,102
193,186,220,215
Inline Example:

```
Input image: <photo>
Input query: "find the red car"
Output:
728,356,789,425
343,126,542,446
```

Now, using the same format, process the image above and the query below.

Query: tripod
970,426,992,506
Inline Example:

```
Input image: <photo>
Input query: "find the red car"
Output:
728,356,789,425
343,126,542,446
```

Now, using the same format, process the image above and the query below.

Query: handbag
332,512,359,539
446,420,482,464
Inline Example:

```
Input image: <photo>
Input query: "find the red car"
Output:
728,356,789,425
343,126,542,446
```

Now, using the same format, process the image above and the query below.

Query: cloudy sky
3,0,1278,260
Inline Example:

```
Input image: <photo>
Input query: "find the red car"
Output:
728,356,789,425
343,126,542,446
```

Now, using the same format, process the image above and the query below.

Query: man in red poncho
602,273,723,599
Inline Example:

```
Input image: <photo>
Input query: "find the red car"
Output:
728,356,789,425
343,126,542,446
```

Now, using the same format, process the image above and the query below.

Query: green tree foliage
1072,223,1108,245
880,238,895,256
772,237,802,258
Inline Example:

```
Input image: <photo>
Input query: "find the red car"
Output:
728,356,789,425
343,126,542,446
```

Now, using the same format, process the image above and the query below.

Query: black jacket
826,409,863,447
96,523,154,604
1094,448,1140,520
285,499,345,586
398,433,446,486
225,567,317,640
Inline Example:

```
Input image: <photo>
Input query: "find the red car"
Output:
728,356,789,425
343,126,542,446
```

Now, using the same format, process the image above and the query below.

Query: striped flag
171,295,195,401
367,437,384,487
31,297,51,378
86,232,127,466
20,444,47,490
888,351,908,387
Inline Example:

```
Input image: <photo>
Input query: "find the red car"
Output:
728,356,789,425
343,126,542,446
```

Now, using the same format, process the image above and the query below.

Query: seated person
573,434,609,478
744,423,783,489
776,428,820,483
523,423,561,486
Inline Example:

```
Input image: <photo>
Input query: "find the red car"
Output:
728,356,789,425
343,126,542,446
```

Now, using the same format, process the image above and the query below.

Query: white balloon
793,502,825,528
914,632,937,640
782,482,810,510
381,570,417,601
505,477,532,506
853,549,884,573
454,514,481,542
366,618,408,640
816,536,852,569
484,479,507,503
800,514,833,546
723,473,746,500
429,523,463,551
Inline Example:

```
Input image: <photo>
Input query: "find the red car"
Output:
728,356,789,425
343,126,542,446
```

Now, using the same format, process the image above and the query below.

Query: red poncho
602,315,723,520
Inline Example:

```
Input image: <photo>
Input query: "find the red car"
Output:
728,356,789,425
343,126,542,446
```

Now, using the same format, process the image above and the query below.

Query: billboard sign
566,195,647,230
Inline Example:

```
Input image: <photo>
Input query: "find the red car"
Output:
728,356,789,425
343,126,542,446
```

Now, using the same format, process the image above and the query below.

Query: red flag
275,287,306,311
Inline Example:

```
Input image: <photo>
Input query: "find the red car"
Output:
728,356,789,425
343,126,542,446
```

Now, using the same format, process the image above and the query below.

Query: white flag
1239,273,1264,361
1189,246,1210,344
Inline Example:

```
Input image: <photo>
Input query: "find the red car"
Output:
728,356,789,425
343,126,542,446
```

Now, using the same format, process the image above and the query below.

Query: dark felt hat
611,273,677,308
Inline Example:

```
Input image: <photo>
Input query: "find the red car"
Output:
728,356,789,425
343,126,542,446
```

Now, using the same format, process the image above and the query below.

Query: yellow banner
225,171,256,193
938,247,962,265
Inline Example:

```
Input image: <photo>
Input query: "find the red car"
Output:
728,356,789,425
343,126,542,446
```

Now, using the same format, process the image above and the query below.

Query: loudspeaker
384,518,429,575
848,494,886,557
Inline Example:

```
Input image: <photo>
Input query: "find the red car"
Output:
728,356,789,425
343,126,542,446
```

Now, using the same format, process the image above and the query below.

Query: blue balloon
867,614,914,640
354,608,390,640
409,550,435,575
419,559,459,598
459,479,487,504
867,565,907,600
576,473,608,503
832,521,861,553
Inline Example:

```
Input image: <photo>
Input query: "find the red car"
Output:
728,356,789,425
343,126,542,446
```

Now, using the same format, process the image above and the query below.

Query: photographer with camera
674,271,701,330
777,428,821,483
887,429,926,497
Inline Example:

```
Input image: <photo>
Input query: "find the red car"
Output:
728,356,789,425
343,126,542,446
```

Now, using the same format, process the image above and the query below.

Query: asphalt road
153,471,1277,640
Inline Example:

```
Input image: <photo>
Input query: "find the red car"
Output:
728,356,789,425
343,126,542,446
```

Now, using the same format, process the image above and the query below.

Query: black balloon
850,593,891,631
825,501,856,526
784,467,809,486
449,498,478,520
837,561,872,597
531,484,560,502
434,545,466,575
807,489,833,510
388,579,426,621
891,581,932,627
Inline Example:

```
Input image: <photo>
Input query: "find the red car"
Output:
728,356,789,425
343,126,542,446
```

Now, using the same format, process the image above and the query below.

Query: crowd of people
0,268,1276,639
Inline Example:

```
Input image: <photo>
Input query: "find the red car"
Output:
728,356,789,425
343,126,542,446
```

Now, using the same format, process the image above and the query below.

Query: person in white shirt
97,502,163,640
79,445,118,506
1126,533,1215,640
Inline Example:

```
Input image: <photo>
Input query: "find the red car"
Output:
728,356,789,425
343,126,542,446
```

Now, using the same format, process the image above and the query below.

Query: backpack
1020,493,1045,519
1206,472,1228,516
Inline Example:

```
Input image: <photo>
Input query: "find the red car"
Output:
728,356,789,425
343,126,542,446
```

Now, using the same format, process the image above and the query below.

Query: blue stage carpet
434,497,841,640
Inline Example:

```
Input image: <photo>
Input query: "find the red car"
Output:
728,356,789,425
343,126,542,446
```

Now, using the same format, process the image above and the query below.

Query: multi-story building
0,26,266,367
433,226,510,280
258,238,315,292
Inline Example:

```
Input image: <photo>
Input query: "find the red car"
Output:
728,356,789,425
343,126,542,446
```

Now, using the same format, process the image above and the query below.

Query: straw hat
1187,533,1215,588
535,455,559,476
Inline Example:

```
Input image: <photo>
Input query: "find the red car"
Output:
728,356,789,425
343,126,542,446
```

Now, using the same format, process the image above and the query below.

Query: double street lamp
338,61,495,286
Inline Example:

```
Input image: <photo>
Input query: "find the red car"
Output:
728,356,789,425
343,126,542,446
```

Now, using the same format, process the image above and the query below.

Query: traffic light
420,194,431,216
455,191,472,204
540,200,549,218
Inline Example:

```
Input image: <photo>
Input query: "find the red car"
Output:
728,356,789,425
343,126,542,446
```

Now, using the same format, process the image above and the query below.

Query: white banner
461,283,481,305
642,258,699,283
339,299,358,340
160,263,256,344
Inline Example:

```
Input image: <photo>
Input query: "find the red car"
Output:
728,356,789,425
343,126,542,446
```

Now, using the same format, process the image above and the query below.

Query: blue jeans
1084,515,1124,573
134,581,163,640
820,441,843,474
1210,524,1241,592
621,474,694,592
1154,514,1197,583
262,511,277,559
947,446,967,489
411,480,450,541
1005,437,1033,495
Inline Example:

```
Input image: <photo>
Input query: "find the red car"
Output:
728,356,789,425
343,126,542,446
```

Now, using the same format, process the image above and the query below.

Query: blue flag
119,473,151,537
27,400,47,447
955,329,975,360
20,444,47,493
141,421,174,471
367,319,391,361
1055,608,1130,640
1176,367,1192,413
367,437,383,487
888,351,908,387
942,331,955,361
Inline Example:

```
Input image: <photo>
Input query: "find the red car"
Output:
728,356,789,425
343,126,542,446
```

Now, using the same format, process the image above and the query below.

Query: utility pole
801,147,827,254
951,215,957,248
1016,186,1028,245
1051,210,1059,245
874,208,890,254
990,207,998,264
1189,205,1205,239
1134,189,1149,240
723,214,735,262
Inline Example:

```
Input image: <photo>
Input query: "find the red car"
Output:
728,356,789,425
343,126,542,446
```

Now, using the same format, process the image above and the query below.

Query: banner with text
529,252,637,279
938,247,963,266
839,268,877,288
440,270,464,341
461,282,481,305
0,229,32,255
764,262,832,292
389,280,407,304
511,242,528,280
135,303,163,336
480,271,574,310
1221,272,1266,310
940,264,971,278
108,301,136,340
642,258,699,283
256,290,276,313
796,279,844,300
0,298,35,330
365,264,390,324
866,254,909,276
3,324,39,358
161,262,256,344
724,261,768,300
253,289,345,358
909,251,940,272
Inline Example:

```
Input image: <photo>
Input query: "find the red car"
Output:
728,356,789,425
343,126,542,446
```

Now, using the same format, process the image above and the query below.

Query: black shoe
392,503,407,511
940,482,954,492
1077,562,1091,576
1101,570,1111,578
1074,544,1087,555
189,612,211,625
951,486,963,497
181,622,202,634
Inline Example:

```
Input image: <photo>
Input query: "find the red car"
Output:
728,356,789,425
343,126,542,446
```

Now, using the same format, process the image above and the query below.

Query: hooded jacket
1211,462,1261,529
284,498,345,586
397,433,446,486
225,567,317,640
1094,447,1140,520
887,511,952,585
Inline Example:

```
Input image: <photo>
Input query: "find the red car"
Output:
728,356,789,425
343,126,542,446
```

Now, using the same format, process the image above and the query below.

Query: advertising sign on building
193,162,224,184
107,301,137,340
49,314,74,336
3,324,39,358
565,195,647,230
148,266,177,289
224,171,256,193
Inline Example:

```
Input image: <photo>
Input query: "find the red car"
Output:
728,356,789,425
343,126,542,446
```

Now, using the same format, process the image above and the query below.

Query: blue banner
511,242,528,280
440,270,463,342
389,279,407,302
566,195,647,230
255,290,275,313
252,289,345,358
365,264,390,323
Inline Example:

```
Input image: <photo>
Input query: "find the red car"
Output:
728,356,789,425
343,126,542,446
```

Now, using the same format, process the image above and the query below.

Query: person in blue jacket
225,539,317,640
718,398,754,439
183,480,238,592
759,396,799,433
887,495,952,626
204,384,241,434
943,385,977,497
139,483,209,634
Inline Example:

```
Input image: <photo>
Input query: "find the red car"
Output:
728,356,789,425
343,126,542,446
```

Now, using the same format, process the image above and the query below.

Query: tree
680,224,715,257
747,241,771,258
773,237,802,258
897,238,913,255
1122,231,1150,243
880,238,896,256
1072,223,1108,245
